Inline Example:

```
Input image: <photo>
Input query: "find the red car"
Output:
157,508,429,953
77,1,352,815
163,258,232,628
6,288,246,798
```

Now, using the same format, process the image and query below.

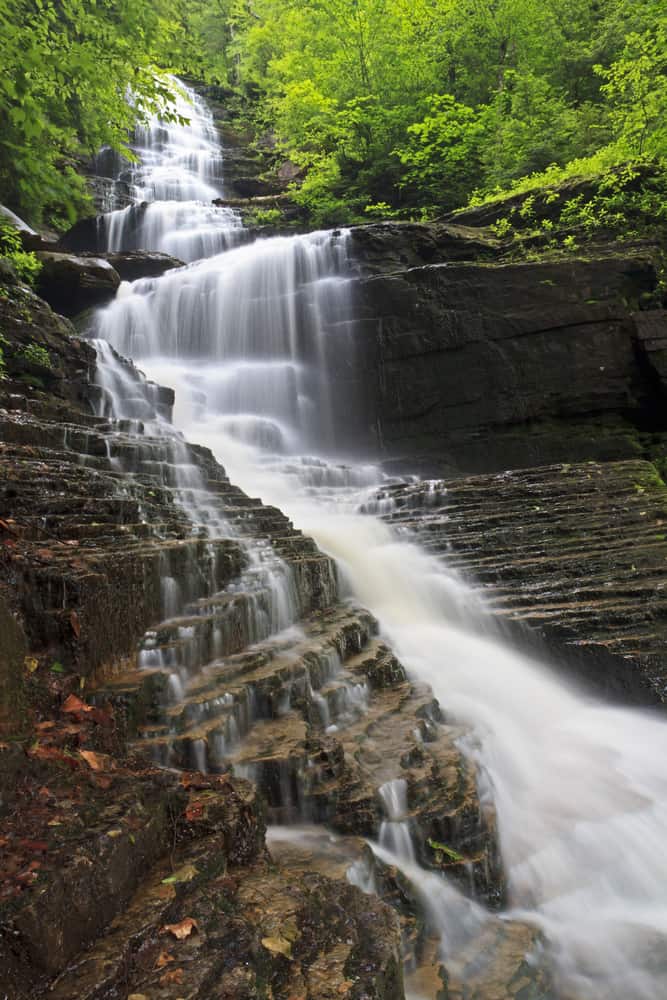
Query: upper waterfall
99,78,243,261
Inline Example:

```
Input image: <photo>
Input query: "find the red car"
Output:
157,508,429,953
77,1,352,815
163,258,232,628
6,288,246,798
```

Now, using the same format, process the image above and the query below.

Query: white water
93,80,667,999
101,78,243,260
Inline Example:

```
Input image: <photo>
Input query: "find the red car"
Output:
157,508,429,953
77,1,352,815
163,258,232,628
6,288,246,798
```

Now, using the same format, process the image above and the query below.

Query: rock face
368,459,667,703
347,225,667,476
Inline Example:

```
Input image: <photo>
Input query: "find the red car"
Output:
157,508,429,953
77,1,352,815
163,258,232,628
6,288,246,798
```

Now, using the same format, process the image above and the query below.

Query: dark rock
35,251,120,315
231,175,285,198
372,459,667,703
345,227,665,474
57,215,103,253
0,597,27,739
104,250,184,282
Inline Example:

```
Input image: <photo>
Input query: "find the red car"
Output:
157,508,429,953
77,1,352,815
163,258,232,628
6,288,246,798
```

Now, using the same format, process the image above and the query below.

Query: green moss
427,838,464,862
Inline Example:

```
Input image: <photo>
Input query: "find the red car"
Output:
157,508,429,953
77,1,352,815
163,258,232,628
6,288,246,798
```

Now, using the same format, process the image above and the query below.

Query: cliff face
348,224,667,476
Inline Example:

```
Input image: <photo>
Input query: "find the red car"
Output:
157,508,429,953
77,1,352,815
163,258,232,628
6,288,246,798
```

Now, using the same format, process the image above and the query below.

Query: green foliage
183,0,666,228
427,838,464,862
0,219,41,285
395,96,485,212
0,0,185,226
244,206,283,226
1,0,666,232
19,342,51,369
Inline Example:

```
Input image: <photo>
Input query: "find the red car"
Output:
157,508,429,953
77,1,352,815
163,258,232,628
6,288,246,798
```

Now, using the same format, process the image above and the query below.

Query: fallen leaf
79,750,107,771
36,721,56,731
24,657,39,674
155,883,176,901
261,935,292,958
19,839,49,852
62,693,92,716
156,950,174,968
69,610,81,638
159,968,184,987
162,917,198,940
185,801,205,822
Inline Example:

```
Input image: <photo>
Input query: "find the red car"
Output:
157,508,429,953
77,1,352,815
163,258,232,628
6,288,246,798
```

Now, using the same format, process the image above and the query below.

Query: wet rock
373,459,667,703
57,214,103,253
35,251,121,315
346,228,666,475
104,250,184,282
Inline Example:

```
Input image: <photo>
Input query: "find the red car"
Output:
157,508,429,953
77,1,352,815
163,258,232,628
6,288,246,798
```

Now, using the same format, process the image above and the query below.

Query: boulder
104,250,184,282
35,251,120,314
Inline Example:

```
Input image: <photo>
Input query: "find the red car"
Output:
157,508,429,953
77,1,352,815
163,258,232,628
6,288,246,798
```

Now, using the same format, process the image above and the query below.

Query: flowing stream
92,80,667,1000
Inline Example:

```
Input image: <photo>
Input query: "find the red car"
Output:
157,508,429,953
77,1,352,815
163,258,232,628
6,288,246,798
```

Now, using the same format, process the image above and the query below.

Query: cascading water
92,79,667,999
100,78,243,260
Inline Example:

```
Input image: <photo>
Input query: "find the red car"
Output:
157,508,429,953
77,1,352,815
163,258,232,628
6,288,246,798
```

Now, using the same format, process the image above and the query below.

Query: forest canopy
1,0,666,231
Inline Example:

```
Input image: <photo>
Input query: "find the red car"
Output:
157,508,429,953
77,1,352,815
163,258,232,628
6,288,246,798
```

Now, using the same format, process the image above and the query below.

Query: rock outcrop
368,459,667,704
347,225,667,476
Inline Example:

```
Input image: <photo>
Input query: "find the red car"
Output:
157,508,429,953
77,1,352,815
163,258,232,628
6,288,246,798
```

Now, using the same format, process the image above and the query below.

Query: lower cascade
3,76,667,1000
85,79,667,1000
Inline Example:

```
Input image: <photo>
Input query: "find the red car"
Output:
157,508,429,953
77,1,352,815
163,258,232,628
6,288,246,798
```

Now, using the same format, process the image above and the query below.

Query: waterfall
99,77,243,260
91,78,667,1000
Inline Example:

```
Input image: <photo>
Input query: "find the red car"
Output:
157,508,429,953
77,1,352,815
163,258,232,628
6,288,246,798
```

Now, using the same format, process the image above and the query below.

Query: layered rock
347,225,667,476
368,459,667,704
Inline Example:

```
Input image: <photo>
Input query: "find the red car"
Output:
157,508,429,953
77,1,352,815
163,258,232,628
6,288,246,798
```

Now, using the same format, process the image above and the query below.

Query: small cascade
98,77,244,260
378,779,416,863
97,228,359,454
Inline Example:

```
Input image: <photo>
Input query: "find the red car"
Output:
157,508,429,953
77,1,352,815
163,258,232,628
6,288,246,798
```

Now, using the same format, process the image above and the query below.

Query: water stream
92,79,667,999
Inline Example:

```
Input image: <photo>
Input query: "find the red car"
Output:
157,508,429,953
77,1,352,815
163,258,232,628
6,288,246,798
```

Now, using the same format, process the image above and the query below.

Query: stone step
114,609,378,769
46,838,401,1000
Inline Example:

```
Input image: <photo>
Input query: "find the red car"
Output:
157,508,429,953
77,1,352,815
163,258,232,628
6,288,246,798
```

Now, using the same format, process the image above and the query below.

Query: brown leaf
162,917,198,940
90,705,113,727
79,750,107,771
159,968,184,987
69,610,81,638
19,839,49,852
156,950,174,968
62,694,92,715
